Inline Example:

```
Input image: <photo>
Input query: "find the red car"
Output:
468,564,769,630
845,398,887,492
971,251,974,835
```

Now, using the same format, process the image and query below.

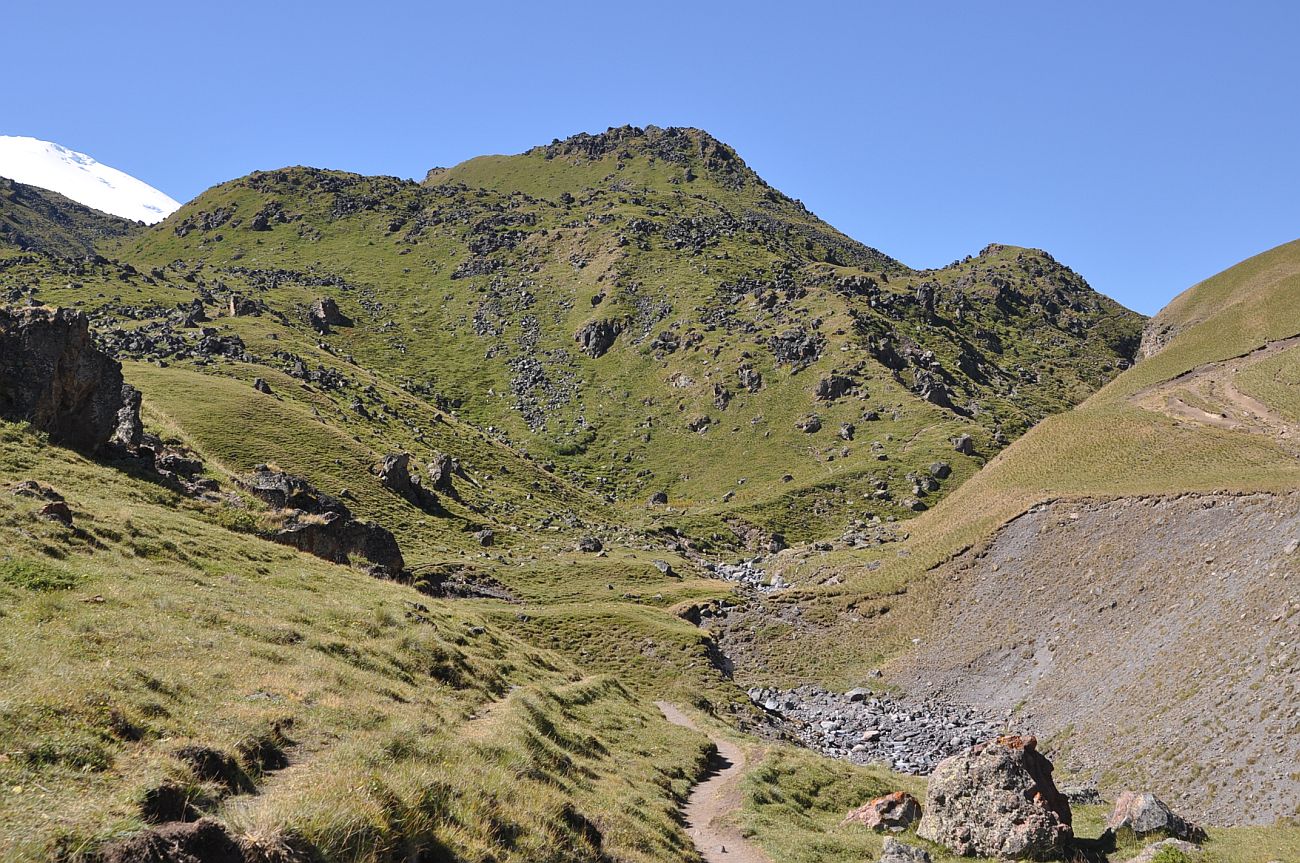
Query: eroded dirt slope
893,492,1299,825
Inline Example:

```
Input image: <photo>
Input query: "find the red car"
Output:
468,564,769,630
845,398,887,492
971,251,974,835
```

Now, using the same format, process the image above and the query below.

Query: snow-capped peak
0,136,181,224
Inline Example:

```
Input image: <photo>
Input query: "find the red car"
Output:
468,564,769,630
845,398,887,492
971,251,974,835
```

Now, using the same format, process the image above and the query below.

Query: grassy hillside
0,178,141,257
99,125,1141,546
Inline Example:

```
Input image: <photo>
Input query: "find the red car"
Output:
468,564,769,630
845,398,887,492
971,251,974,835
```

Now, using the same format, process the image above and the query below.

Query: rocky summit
0,123,1295,863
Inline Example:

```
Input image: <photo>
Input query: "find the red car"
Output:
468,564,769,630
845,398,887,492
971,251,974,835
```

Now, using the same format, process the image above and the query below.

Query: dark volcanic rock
575,319,624,358
0,306,139,452
374,452,438,510
241,466,404,573
274,512,405,574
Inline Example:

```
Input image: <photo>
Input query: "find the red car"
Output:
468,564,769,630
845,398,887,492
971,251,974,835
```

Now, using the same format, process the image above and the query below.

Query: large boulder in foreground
919,735,1072,860
1107,791,1207,843
0,306,138,452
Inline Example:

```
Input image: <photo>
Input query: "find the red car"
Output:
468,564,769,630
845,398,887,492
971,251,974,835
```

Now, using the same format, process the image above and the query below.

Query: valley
0,126,1295,863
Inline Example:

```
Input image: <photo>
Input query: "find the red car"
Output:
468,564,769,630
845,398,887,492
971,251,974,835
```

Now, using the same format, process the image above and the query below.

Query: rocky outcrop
1108,791,1206,843
242,466,404,573
575,319,623,358
0,306,141,452
374,452,439,511
308,297,351,333
919,735,1071,860
842,791,921,832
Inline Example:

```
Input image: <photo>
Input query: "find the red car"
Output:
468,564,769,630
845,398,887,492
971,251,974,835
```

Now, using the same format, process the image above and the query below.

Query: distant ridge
0,135,180,224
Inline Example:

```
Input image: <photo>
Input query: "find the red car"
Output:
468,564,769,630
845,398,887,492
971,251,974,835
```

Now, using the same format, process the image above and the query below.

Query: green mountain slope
0,178,142,257
102,125,1141,547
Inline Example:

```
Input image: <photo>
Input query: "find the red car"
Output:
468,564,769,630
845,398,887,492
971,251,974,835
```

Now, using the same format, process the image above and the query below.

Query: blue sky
9,1,1299,313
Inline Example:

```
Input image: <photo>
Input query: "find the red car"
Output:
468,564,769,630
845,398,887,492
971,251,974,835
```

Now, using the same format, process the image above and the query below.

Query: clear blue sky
9,1,1299,314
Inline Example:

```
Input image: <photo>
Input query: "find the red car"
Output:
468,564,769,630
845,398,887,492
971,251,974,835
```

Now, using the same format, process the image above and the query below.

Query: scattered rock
1107,791,1206,843
839,422,856,441
651,559,675,577
252,377,273,395
648,490,669,506
919,735,1072,860
952,434,974,455
929,461,951,480
576,536,603,553
842,791,922,832
474,528,495,547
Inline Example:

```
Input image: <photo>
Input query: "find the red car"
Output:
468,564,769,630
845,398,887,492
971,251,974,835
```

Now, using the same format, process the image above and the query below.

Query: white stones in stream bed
705,559,786,592
747,685,1001,774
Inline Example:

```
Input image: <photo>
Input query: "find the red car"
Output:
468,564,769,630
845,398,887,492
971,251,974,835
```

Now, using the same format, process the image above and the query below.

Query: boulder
252,377,273,395
576,536,603,553
0,306,139,452
39,501,73,525
952,434,974,455
795,415,822,433
928,461,951,480
1107,791,1206,843
428,452,466,493
274,511,405,574
575,319,623,358
474,528,495,547
879,837,932,863
842,791,921,832
648,490,669,506
111,384,144,450
241,466,405,573
374,452,438,510
308,297,351,333
815,374,854,401
919,735,1071,860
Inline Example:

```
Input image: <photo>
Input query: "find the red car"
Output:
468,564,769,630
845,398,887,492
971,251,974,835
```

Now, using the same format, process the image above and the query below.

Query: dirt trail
656,702,770,863
1131,333,1300,451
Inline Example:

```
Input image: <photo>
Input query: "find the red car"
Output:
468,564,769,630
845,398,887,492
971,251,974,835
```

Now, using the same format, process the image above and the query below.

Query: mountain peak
0,136,180,224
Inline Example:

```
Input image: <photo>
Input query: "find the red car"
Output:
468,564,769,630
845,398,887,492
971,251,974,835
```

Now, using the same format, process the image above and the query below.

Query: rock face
0,306,140,452
842,791,921,832
1107,791,1207,843
242,466,404,573
919,735,1072,860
